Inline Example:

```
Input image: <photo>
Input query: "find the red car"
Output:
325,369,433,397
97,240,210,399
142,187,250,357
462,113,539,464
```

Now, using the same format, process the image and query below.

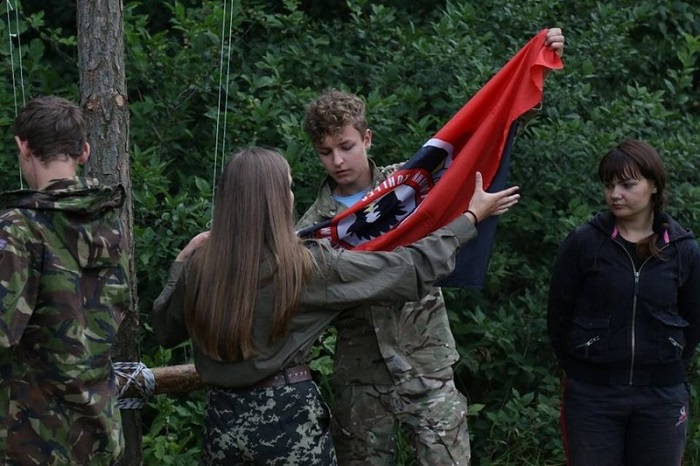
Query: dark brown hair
14,95,87,162
598,139,668,259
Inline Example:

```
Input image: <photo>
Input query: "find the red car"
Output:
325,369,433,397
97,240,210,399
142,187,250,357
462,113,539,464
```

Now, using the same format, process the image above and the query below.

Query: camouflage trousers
201,381,337,466
332,376,470,466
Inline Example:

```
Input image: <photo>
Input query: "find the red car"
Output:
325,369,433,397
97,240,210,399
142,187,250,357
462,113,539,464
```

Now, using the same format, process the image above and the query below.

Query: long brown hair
184,147,315,361
598,139,668,259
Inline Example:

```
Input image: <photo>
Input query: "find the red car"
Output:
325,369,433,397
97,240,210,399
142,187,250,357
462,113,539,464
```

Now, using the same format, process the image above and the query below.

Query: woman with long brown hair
152,146,520,465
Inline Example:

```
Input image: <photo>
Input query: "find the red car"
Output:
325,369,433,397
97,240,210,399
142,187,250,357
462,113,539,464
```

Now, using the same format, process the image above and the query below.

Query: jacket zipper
612,238,670,384
669,337,685,351
630,270,640,384
576,336,601,358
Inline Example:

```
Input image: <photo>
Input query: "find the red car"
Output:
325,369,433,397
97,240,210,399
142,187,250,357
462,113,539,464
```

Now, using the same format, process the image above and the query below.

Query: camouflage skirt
200,380,337,466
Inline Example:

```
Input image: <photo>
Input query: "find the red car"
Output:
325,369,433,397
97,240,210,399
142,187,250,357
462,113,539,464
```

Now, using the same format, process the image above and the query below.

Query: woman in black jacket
547,139,700,466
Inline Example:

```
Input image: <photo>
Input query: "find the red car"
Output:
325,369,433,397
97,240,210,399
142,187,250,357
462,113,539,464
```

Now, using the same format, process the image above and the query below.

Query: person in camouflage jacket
297,27,563,461
0,96,130,465
297,89,472,466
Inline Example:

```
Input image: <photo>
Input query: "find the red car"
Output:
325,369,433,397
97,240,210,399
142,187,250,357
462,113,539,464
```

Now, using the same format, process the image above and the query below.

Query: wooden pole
117,364,206,398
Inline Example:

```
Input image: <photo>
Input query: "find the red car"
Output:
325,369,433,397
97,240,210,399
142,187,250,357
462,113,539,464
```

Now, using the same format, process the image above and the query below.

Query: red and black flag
298,30,563,288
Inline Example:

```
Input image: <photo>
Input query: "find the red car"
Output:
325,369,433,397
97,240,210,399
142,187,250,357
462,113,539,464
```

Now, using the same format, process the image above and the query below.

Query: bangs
598,149,642,183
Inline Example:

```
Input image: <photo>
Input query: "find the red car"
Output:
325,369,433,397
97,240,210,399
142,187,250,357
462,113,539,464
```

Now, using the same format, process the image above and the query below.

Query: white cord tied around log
114,361,155,409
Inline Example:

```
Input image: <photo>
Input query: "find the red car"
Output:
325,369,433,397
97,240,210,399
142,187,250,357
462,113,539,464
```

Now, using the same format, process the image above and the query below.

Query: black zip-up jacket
547,211,700,386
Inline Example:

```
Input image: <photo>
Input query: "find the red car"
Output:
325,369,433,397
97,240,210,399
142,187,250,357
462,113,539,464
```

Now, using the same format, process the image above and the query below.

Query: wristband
465,209,479,226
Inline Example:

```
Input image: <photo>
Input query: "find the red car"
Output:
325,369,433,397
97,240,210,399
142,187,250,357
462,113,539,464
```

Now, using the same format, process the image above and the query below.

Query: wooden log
118,364,205,398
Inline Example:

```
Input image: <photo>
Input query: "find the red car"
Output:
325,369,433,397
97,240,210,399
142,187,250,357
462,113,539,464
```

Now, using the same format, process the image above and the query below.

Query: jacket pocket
568,315,609,362
648,309,688,363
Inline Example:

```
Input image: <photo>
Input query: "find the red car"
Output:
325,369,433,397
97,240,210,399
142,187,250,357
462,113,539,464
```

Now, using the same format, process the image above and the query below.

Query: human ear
77,142,91,164
15,136,31,159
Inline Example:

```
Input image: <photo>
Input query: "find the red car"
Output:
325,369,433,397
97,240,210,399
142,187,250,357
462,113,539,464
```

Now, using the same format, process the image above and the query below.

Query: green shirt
151,216,475,387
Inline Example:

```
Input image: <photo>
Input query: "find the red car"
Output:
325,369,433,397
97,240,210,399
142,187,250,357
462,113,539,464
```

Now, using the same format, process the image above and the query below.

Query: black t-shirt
615,235,645,270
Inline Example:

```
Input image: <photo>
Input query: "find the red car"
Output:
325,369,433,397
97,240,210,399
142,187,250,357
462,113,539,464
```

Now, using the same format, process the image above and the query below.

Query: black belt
252,364,313,388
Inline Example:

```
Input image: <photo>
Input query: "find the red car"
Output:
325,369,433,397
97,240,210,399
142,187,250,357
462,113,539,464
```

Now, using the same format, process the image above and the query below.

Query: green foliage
130,141,212,312
0,1,78,193
481,389,563,465
4,0,700,464
140,392,204,464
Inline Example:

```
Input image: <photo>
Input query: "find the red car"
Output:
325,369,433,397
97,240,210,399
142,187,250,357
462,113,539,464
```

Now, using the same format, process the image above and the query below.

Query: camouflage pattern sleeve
379,161,404,178
0,213,40,347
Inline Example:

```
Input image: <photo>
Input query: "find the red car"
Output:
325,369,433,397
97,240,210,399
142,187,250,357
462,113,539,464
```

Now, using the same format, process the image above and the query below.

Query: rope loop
114,361,155,410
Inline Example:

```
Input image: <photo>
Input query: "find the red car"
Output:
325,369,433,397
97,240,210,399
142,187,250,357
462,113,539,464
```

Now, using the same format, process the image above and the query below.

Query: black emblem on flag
345,191,407,241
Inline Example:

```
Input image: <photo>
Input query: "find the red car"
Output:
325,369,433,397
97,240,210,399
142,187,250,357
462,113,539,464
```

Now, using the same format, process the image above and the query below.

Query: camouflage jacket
0,177,129,466
296,160,460,385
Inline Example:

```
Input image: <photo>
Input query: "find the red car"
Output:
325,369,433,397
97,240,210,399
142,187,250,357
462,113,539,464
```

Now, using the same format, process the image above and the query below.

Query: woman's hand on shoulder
176,231,211,262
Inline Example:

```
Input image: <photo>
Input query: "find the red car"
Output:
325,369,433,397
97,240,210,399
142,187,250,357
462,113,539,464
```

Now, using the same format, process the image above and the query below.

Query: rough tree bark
76,1,141,465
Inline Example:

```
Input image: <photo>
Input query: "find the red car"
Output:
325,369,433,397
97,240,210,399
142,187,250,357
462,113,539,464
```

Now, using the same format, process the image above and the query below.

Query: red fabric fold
299,30,563,255
354,29,563,251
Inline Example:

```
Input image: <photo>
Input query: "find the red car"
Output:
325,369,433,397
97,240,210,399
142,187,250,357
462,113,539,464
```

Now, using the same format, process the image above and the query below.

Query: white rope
6,0,19,116
114,361,156,410
211,0,235,215
6,0,25,189
220,1,235,174
13,0,25,107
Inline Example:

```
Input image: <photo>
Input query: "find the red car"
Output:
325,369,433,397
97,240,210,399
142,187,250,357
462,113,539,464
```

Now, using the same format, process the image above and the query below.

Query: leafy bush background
0,0,698,464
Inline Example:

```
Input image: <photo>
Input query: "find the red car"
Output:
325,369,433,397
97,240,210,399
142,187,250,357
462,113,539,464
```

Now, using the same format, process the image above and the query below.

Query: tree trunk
76,1,141,465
